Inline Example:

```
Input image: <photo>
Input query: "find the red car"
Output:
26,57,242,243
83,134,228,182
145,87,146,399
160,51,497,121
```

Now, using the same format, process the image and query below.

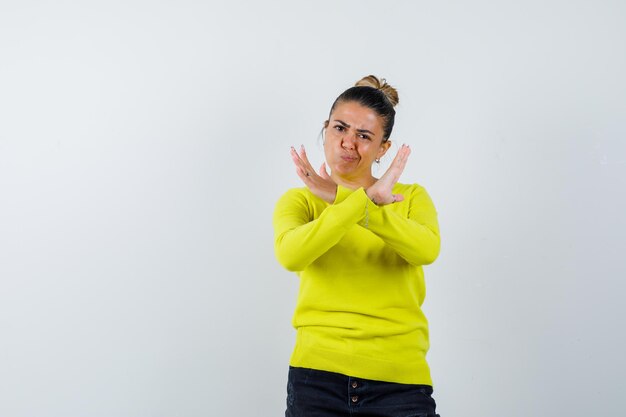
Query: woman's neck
331,173,377,190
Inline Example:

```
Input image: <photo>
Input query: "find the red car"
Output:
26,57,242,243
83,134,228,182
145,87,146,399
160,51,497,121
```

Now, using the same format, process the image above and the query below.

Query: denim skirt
285,367,440,417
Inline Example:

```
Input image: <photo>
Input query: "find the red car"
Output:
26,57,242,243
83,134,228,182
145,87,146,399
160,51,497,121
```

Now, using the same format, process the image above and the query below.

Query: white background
1,1,625,416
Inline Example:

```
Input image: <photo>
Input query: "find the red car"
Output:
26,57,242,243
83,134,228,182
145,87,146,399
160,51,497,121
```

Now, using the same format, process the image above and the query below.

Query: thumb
319,162,331,179
392,194,405,203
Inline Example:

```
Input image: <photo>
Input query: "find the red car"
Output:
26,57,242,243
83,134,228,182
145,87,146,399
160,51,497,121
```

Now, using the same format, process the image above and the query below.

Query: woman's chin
332,161,360,174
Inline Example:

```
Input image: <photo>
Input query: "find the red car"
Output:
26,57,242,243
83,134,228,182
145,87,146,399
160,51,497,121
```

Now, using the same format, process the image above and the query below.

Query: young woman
273,75,441,417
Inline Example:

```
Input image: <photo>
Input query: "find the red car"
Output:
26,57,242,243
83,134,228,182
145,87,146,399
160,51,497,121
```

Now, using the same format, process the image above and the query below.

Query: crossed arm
273,145,440,271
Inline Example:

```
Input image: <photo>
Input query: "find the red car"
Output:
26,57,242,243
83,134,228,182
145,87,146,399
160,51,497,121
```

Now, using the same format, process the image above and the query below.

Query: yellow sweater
273,183,440,385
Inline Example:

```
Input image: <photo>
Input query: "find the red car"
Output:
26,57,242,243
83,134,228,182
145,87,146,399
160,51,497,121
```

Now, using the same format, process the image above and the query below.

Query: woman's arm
272,186,366,272
359,145,440,266
365,185,441,266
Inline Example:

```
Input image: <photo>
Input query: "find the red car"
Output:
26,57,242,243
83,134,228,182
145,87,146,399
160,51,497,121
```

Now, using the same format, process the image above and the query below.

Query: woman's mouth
341,155,358,162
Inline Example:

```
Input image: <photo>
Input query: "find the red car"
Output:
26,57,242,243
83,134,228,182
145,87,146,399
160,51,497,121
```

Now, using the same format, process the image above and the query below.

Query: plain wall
1,1,625,416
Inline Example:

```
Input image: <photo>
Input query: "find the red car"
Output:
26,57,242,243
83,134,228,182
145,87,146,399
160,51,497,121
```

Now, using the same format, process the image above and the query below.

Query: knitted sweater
273,183,440,385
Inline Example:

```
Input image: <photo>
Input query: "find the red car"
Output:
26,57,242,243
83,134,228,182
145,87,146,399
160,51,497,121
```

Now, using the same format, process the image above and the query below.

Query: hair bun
354,75,399,107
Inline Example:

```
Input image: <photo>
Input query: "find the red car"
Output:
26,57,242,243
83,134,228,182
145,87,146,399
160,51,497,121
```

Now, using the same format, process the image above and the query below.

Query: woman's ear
378,140,392,158
323,120,329,128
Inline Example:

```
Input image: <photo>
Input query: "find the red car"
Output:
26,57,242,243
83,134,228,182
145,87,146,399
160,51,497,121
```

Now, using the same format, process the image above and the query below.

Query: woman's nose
342,134,356,150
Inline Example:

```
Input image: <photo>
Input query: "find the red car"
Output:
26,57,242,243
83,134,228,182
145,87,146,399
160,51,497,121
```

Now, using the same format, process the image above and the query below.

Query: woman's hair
328,75,399,142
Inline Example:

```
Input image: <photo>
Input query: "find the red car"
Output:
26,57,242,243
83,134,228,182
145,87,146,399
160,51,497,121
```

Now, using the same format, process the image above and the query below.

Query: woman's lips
341,155,358,162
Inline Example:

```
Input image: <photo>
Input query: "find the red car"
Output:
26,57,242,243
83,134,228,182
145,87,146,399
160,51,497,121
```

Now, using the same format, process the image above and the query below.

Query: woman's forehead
330,101,383,133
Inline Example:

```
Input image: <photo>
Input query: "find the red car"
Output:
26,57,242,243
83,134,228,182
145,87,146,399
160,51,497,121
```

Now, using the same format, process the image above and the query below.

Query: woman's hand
366,144,411,205
290,145,337,204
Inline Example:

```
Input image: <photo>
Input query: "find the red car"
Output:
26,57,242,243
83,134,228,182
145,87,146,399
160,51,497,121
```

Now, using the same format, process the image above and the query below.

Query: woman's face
323,100,391,184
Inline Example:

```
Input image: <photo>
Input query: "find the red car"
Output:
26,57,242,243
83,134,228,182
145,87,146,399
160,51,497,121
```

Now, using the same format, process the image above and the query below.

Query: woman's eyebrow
333,119,374,135
333,119,350,127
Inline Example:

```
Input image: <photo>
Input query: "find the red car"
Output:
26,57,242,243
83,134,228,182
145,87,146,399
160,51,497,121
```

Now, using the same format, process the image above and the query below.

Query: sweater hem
289,344,433,386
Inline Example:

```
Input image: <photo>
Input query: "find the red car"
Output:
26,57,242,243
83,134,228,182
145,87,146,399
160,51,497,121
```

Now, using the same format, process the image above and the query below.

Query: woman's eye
334,125,345,132
358,134,371,140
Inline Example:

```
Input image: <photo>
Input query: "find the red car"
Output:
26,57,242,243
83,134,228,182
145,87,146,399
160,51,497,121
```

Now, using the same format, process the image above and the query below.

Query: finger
290,149,305,171
390,144,410,173
292,145,315,178
399,144,411,161
295,166,313,182
290,146,303,164
291,146,311,172
379,146,408,184
298,145,316,172
392,194,405,203
319,162,330,179
291,147,314,179
396,144,411,162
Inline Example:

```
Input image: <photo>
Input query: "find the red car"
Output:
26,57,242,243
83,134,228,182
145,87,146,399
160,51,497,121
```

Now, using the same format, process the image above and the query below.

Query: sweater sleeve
365,185,441,266
272,186,366,272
